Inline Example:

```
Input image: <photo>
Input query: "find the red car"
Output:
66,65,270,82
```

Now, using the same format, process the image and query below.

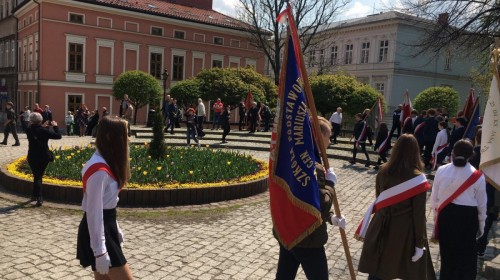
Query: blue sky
212,0,404,20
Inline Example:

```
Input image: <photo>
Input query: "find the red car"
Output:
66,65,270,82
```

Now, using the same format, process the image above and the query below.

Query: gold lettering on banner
286,78,313,187
482,100,499,153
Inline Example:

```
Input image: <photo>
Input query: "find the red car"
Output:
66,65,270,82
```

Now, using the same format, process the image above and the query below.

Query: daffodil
143,171,148,176
157,166,162,171
66,156,72,160
189,170,194,175
138,166,142,171
71,153,75,156
129,158,132,161
55,156,60,160
227,161,232,165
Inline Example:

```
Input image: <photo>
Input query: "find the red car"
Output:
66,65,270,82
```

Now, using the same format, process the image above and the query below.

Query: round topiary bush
413,87,459,116
9,145,268,189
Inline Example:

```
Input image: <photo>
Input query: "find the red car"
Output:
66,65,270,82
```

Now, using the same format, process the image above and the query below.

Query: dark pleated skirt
76,208,127,271
438,203,478,280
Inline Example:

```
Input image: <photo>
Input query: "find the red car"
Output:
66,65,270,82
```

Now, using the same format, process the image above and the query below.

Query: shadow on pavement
0,200,32,214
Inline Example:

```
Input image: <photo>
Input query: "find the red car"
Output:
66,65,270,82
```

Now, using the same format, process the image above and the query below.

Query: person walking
274,117,344,280
238,102,246,131
123,104,134,136
350,113,371,167
430,139,486,280
402,110,418,134
33,103,43,114
184,108,199,147
469,129,498,258
414,110,427,153
1,101,20,146
373,123,391,170
447,117,466,157
212,98,223,130
26,112,62,206
21,106,31,132
221,104,231,143
358,134,436,280
261,104,271,132
65,111,74,136
77,116,134,280
248,102,259,133
196,98,206,135
42,105,53,124
389,104,402,139
431,121,449,170
119,94,130,118
75,105,89,137
166,99,178,134
329,107,342,144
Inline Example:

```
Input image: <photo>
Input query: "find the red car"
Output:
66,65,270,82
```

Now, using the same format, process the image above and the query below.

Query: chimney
166,0,213,10
438,13,449,26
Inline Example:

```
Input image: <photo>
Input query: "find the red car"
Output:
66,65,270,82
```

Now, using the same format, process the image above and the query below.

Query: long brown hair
383,134,423,175
95,116,130,188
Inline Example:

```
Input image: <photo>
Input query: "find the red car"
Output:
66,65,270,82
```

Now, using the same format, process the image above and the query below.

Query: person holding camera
26,112,62,207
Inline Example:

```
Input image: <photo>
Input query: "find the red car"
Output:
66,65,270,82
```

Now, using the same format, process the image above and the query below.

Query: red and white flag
400,90,412,129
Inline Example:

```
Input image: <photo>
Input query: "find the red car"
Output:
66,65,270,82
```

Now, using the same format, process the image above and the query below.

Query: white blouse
432,128,448,155
430,163,487,224
81,152,120,256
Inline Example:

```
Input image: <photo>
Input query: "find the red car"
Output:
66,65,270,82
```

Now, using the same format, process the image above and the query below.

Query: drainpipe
34,0,41,103
12,11,19,111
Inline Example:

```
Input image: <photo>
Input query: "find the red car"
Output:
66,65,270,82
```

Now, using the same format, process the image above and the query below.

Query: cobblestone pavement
0,131,497,279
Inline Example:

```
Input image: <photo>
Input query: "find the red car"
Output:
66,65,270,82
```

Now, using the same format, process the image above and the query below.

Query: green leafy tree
171,67,278,107
310,73,382,116
413,87,460,116
112,70,162,124
148,111,166,160
170,79,201,107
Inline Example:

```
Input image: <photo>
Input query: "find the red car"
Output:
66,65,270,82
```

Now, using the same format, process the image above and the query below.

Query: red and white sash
81,154,116,192
378,133,391,156
356,121,367,146
431,170,483,241
414,122,425,135
355,174,430,240
430,143,448,170
402,116,412,130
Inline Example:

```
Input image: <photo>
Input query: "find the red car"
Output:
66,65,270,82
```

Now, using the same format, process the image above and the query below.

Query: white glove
477,220,485,239
411,247,424,262
444,156,450,163
330,215,347,230
95,253,111,275
325,167,337,185
118,228,124,246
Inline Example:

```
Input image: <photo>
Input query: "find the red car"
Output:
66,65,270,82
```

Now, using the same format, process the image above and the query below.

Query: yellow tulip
138,166,142,171
157,166,162,171
189,170,194,175
143,171,148,175
227,161,231,165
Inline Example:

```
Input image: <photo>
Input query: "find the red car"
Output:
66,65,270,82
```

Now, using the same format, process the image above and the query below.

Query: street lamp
162,69,169,102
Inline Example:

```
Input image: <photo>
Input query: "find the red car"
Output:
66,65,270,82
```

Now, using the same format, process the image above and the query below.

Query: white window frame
5,41,9,68
65,34,87,82
95,94,113,115
65,93,85,115
375,83,385,95
171,48,186,81
211,54,224,68
95,38,115,75
192,51,205,76
123,42,140,72
230,39,240,48
97,17,113,28
344,44,353,65
148,45,164,79
229,56,240,67
68,12,85,24
193,33,205,43
11,39,15,67
378,40,389,63
213,36,224,45
360,42,370,64
245,58,256,69
173,29,186,40
28,36,33,71
124,21,139,32
330,46,338,65
34,33,38,70
150,26,164,36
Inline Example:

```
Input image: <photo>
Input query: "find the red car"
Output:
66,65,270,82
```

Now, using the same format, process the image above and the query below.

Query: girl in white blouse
77,116,133,280
430,139,486,280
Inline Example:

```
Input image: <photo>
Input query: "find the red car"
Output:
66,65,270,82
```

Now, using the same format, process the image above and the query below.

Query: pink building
14,0,265,123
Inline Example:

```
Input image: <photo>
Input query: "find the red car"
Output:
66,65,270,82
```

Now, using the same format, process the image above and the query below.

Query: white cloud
342,1,372,19
213,0,241,17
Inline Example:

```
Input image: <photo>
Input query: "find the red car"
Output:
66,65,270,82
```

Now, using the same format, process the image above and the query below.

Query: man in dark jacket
413,110,427,153
447,117,466,156
402,110,418,134
248,102,259,133
1,101,20,146
351,113,371,167
41,105,53,123
423,108,439,168
389,104,402,139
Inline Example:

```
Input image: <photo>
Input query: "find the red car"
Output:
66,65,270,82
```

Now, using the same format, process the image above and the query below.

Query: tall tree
402,0,499,55
237,0,349,84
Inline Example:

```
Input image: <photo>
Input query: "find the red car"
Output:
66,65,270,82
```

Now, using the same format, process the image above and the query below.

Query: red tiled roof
80,0,253,31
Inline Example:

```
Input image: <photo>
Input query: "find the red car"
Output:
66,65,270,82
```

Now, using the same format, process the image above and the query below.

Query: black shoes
12,143,20,146
365,162,371,167
349,160,356,165
0,141,6,145
35,197,43,207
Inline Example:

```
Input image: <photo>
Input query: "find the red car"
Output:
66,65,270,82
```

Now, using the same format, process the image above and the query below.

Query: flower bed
2,145,269,206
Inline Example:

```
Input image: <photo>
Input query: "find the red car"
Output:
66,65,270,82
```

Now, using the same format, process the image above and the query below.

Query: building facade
306,11,478,110
0,0,22,112
14,0,265,123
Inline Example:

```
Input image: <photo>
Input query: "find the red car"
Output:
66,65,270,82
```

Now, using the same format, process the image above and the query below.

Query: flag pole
284,5,357,280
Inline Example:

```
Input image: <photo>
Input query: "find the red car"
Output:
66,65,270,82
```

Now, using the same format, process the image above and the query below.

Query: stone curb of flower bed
0,164,269,207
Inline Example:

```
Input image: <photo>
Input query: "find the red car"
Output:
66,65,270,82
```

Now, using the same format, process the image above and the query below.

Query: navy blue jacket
423,116,438,143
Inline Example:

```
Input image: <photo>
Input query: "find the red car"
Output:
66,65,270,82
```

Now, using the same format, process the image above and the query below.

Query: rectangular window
230,39,240,48
172,55,184,81
0,44,3,68
23,43,27,71
378,40,389,62
319,49,325,65
212,60,223,68
69,13,84,24
150,53,162,79
375,83,385,95
344,44,353,65
213,36,224,45
330,46,338,65
308,51,315,67
68,43,83,72
29,42,32,70
151,27,163,36
174,30,185,39
34,36,38,70
361,42,370,64
444,53,451,70
68,95,83,113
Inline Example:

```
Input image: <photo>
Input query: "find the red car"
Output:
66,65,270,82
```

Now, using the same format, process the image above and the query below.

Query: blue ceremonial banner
463,98,480,140
269,36,322,249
